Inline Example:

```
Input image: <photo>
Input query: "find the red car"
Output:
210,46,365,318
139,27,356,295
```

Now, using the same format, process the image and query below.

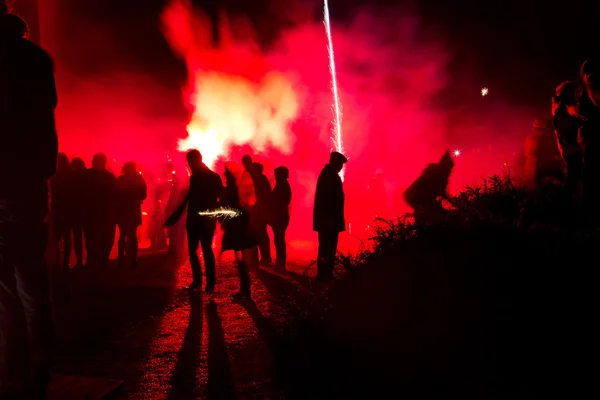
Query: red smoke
43,0,537,250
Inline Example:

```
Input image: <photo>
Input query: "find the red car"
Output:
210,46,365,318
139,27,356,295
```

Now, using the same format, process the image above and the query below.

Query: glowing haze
162,0,299,168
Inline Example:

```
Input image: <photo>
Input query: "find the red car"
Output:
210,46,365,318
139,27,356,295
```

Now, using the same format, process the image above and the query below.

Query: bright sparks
481,87,489,97
324,0,345,180
198,207,240,219
453,149,461,157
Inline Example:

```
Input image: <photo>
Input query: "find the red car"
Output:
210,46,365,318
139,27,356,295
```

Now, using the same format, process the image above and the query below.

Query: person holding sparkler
165,150,223,293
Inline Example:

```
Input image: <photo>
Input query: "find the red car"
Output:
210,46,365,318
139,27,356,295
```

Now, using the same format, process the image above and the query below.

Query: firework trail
198,207,240,219
324,0,345,180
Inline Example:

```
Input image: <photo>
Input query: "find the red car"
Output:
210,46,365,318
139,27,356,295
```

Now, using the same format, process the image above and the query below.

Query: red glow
43,1,537,251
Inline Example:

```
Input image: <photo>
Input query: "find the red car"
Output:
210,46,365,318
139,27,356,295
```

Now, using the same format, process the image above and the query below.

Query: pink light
324,0,345,180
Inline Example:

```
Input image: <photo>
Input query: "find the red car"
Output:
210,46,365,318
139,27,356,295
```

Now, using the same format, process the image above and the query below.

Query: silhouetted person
0,7,58,398
404,151,454,225
83,153,116,269
50,153,73,272
70,157,86,268
313,152,347,281
270,166,292,269
523,119,564,188
239,154,259,269
252,162,272,265
239,154,257,207
220,167,255,299
115,162,147,269
578,57,600,201
165,150,223,292
553,81,583,195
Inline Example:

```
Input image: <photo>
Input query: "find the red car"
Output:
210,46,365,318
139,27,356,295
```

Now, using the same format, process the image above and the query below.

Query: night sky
16,0,600,115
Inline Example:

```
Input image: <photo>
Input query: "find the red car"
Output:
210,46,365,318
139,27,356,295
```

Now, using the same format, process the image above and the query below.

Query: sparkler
481,87,489,97
324,0,345,180
198,207,240,219
453,149,461,157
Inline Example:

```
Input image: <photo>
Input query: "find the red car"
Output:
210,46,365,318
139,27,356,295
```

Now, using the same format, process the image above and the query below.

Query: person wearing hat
270,166,292,269
553,81,583,195
313,152,347,281
1,2,58,398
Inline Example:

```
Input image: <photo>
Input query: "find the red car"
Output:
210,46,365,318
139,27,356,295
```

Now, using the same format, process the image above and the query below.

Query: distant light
481,87,489,97
453,149,461,157
172,170,176,174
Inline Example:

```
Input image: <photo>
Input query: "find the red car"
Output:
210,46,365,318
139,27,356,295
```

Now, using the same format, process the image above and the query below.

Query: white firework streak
198,207,240,219
324,0,346,180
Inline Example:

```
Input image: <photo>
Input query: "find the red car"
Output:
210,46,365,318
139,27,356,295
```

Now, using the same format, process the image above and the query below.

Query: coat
313,164,345,232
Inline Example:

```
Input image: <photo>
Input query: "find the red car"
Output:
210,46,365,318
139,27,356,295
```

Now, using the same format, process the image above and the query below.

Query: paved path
51,244,330,399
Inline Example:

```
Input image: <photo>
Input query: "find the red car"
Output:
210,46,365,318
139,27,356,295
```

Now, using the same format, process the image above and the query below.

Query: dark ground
49,233,591,399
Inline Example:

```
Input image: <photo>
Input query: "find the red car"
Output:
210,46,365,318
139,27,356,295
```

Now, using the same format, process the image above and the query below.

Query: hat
274,166,289,179
329,151,348,164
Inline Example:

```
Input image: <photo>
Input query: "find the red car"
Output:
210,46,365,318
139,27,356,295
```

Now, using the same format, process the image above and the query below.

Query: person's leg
236,250,252,297
117,224,126,267
258,221,272,264
0,203,28,394
6,184,53,396
72,219,83,267
62,223,72,271
130,225,139,268
186,226,202,288
273,224,287,269
317,230,337,280
200,230,216,291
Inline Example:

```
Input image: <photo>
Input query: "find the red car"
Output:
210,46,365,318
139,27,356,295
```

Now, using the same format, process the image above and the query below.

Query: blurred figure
70,157,87,268
523,119,564,188
148,163,172,251
115,162,147,269
553,81,583,195
165,165,187,260
221,166,255,300
270,166,292,269
83,153,116,269
578,57,600,201
404,151,454,225
0,5,58,398
239,154,259,269
50,153,73,273
165,150,223,293
313,152,347,281
252,162,272,265
239,154,257,207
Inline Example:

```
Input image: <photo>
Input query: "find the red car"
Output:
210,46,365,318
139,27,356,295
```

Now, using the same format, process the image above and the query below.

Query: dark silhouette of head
71,157,85,171
186,149,202,171
328,151,348,173
92,153,108,170
274,166,289,181
0,13,28,40
253,162,264,175
438,150,455,173
1,1,8,14
555,81,577,106
122,161,138,176
242,154,253,170
56,153,70,174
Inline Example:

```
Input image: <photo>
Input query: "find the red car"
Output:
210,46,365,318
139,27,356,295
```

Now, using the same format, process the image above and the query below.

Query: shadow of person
167,293,203,399
206,300,235,400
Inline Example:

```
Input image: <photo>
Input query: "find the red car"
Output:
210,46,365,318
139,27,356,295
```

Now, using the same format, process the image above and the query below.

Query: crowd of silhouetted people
49,153,148,272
